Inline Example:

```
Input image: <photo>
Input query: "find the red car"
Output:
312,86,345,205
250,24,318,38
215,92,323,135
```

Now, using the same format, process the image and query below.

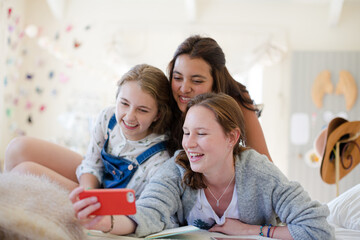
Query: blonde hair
116,64,172,134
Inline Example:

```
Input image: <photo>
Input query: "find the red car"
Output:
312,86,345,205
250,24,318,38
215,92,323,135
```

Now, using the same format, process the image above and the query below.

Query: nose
124,107,136,121
180,79,192,93
183,133,197,149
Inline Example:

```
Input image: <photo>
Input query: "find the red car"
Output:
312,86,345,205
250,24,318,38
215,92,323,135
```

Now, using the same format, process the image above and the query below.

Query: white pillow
327,184,360,230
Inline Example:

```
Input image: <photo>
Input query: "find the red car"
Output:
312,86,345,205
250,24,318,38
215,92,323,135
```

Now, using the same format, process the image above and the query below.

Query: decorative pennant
26,73,33,80
55,32,60,40
15,16,20,25
25,100,33,110
49,71,54,79
19,31,24,39
51,89,58,96
39,104,46,112
27,115,32,124
74,39,81,48
35,86,43,94
6,108,12,117
66,25,73,32
8,25,14,32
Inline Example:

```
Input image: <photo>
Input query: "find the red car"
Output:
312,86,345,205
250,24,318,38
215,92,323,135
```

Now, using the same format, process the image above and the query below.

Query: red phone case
79,189,136,215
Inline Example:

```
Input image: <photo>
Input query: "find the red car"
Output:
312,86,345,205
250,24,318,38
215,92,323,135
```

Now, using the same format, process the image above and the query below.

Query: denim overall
101,114,167,189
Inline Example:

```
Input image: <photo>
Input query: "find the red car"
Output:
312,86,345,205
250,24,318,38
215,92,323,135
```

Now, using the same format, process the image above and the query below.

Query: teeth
189,152,202,157
180,96,191,101
123,121,137,127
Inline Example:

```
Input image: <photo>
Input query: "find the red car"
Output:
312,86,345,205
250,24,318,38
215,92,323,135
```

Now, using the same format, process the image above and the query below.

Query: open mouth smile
179,96,192,103
122,120,139,129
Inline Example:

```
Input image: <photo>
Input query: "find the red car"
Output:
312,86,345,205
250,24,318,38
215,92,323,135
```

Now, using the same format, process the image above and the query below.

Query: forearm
96,215,136,235
259,225,292,240
210,219,293,239
79,173,100,189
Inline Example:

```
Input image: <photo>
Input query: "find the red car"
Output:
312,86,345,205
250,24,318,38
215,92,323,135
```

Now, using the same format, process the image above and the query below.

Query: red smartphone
79,189,136,215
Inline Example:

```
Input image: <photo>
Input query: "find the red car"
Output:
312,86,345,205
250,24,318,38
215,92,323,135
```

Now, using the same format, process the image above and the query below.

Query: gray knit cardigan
129,149,334,240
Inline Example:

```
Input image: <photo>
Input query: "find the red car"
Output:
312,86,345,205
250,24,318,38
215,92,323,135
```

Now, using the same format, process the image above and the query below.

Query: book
144,226,274,239
86,227,277,240
145,225,200,239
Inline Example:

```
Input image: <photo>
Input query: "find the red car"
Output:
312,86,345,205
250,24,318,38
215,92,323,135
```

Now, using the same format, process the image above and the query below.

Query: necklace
206,174,235,207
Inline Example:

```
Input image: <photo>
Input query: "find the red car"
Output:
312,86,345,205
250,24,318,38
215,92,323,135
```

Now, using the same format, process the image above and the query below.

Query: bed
0,172,359,240
327,183,360,240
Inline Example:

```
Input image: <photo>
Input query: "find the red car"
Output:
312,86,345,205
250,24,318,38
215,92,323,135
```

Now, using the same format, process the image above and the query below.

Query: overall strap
103,114,117,152
107,114,117,130
136,141,167,165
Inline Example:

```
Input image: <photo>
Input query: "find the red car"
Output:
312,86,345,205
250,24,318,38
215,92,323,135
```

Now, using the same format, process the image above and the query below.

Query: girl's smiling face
171,54,213,112
116,81,159,141
182,105,234,176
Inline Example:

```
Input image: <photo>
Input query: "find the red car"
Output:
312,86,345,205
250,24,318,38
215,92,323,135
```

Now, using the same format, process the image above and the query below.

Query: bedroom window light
234,64,263,117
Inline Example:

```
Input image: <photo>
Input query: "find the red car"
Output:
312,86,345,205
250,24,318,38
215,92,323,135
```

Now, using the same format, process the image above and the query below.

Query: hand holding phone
79,189,136,215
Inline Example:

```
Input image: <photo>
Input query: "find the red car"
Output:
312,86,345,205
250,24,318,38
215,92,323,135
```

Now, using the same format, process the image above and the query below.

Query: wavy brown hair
167,35,259,155
116,64,172,135
175,92,247,190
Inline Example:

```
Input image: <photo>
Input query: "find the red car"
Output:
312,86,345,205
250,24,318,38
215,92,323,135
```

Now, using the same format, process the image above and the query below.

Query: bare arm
209,219,292,239
79,173,100,189
239,104,272,162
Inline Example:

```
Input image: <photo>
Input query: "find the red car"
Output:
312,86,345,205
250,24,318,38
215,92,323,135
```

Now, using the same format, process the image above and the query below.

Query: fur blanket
0,172,85,240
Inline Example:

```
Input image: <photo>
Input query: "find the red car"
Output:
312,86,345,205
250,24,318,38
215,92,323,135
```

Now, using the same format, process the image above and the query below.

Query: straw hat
316,117,360,184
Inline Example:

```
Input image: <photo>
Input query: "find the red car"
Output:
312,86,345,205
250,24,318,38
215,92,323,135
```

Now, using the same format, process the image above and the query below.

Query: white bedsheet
327,184,360,240
334,225,360,240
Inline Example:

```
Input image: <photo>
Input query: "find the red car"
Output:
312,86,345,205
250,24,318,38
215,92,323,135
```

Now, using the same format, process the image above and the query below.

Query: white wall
1,0,360,201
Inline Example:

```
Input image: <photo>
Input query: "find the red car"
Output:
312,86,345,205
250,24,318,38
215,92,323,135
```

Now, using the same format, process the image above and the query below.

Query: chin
178,104,186,112
189,164,203,174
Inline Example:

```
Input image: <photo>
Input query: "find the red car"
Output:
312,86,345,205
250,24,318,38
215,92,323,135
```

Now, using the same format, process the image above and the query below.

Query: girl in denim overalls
76,64,172,198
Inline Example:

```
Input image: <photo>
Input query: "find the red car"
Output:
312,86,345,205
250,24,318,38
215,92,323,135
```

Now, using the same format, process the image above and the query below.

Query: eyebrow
173,71,207,79
183,127,209,131
120,98,152,110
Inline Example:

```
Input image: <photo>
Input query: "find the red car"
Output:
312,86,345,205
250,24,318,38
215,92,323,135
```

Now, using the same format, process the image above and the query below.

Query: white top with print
187,185,240,230
76,106,170,198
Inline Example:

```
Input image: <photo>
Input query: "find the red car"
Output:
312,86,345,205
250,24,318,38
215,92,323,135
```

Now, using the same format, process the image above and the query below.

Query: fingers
69,186,84,203
69,186,101,219
73,196,101,219
209,224,221,232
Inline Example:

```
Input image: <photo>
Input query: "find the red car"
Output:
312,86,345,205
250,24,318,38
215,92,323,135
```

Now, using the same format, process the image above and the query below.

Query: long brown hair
175,92,247,189
167,35,259,155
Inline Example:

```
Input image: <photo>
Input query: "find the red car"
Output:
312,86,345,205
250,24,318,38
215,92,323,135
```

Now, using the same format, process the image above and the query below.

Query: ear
227,128,241,147
153,112,161,122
